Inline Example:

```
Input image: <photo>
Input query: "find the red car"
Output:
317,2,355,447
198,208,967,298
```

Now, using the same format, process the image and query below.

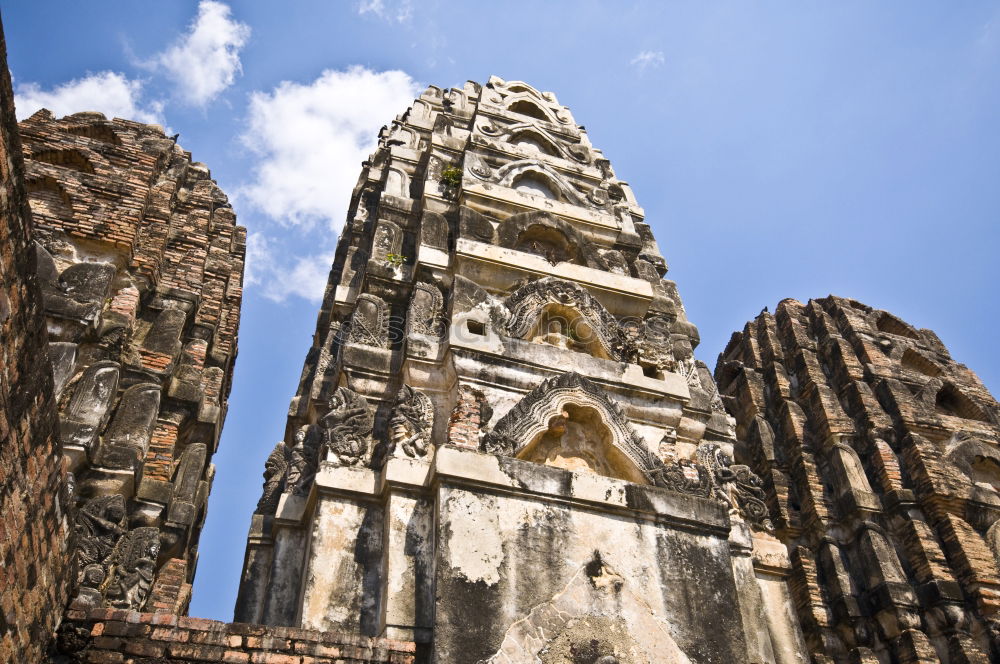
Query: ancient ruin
2,13,999,662
716,297,1000,662
233,77,789,663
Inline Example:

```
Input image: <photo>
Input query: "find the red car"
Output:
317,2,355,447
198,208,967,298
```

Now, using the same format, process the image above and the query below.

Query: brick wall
0,16,74,664
51,609,417,664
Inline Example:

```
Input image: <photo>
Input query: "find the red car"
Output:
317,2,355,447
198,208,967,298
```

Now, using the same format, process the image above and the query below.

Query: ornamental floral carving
698,443,773,529
407,282,444,337
347,294,390,348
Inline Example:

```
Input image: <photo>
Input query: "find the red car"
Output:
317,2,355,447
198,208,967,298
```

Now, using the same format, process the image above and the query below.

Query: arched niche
946,433,1000,492
517,403,647,482
65,123,122,145
875,311,920,339
496,210,608,270
507,99,552,122
497,160,585,206
481,372,654,484
27,176,74,220
32,148,96,174
901,348,941,377
512,222,575,265
525,302,611,360
936,384,989,422
504,278,628,362
509,130,558,157
513,172,558,200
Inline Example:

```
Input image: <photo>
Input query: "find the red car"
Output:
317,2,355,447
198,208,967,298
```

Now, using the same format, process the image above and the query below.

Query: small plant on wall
439,165,462,199
439,166,462,187
384,253,407,268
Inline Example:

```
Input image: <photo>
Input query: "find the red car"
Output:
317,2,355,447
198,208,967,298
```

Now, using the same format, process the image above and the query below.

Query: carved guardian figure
319,386,374,467
256,441,288,513
389,385,434,458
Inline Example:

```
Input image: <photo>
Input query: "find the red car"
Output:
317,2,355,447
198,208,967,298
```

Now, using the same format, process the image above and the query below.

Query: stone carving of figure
389,385,434,459
286,426,321,496
532,316,575,351
320,386,374,467
75,494,127,577
75,564,107,608
105,527,160,610
256,441,288,513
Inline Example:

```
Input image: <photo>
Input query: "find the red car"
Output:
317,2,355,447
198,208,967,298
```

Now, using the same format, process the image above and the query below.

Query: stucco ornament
503,278,636,362
286,425,322,496
320,386,374,467
347,294,390,348
407,282,445,337
256,441,288,514
105,527,160,610
483,373,649,466
699,443,773,529
75,494,128,577
389,385,435,458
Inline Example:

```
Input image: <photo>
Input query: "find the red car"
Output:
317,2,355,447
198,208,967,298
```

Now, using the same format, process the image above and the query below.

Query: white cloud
358,0,413,23
152,0,250,106
245,233,333,302
630,50,666,71
238,65,421,231
13,71,164,124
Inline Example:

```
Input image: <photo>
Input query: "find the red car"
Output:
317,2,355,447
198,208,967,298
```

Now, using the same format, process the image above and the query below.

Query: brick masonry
716,295,1000,662
16,81,247,616
0,16,74,664
50,608,416,664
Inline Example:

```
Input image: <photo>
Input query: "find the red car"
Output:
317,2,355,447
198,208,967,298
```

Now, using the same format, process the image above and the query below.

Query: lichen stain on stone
442,490,505,585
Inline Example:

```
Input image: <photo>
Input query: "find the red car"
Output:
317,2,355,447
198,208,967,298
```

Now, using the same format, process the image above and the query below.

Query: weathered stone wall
0,17,74,664
49,607,417,664
237,77,782,663
716,296,1000,663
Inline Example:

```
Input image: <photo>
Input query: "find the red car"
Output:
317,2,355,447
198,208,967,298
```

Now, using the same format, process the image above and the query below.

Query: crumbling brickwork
0,18,74,664
50,608,416,664
14,90,246,614
716,296,1000,662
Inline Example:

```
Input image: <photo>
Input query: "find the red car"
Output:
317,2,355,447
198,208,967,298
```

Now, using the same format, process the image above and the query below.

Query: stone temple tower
236,76,799,663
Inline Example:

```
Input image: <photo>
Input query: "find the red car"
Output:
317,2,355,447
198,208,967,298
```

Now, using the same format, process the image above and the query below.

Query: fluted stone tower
236,77,803,663
716,297,1000,662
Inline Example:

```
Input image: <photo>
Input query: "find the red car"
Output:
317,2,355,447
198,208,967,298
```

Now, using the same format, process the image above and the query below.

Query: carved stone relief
389,385,434,459
319,386,374,467
60,360,120,452
286,425,322,496
347,294,390,348
105,526,160,610
256,442,288,515
96,383,161,469
407,282,444,337
503,278,634,362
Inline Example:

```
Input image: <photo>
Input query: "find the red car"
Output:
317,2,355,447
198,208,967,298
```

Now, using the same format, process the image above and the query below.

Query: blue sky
5,1,999,622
